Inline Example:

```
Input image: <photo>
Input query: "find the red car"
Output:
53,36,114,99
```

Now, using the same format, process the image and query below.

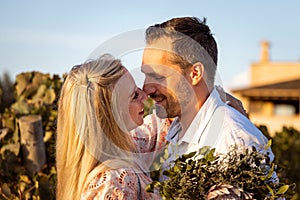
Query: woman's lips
139,108,144,115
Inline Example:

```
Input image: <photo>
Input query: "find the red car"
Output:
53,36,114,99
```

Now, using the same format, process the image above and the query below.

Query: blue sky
1,1,300,89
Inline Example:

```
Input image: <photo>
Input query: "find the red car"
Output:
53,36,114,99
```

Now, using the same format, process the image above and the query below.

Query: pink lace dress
81,167,160,200
81,114,171,200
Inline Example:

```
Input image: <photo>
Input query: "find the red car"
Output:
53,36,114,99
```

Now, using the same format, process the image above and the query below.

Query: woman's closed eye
132,90,139,100
130,87,142,100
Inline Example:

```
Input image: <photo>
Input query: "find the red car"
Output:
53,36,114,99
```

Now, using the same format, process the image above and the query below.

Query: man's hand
216,86,248,118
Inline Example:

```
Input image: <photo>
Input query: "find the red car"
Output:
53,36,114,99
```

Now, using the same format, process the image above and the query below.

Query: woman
56,54,165,199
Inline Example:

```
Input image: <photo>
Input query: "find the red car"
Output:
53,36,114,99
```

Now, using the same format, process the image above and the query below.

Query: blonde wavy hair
56,54,135,200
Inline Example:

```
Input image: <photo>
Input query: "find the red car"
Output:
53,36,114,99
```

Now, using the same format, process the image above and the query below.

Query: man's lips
150,94,165,103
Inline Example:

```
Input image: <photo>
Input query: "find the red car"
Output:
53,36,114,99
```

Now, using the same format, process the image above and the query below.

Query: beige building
231,41,300,135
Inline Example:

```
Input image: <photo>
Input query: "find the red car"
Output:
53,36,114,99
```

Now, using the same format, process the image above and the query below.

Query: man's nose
143,82,156,95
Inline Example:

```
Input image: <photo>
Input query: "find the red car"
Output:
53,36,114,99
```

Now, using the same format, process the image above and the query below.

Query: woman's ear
189,62,204,85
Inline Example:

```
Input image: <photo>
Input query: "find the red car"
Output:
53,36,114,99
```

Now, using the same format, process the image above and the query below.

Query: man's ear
189,62,204,85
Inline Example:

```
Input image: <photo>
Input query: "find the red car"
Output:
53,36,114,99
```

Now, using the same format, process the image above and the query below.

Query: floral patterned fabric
81,113,171,199
132,113,169,153
81,168,161,200
131,113,170,169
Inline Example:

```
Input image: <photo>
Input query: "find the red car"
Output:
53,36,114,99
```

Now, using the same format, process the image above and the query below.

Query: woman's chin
136,118,144,127
128,119,144,131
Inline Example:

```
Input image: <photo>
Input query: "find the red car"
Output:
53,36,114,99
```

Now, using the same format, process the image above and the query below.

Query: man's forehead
142,38,173,62
141,62,181,77
142,51,183,76
142,48,167,64
141,64,161,77
146,37,173,51
142,48,168,72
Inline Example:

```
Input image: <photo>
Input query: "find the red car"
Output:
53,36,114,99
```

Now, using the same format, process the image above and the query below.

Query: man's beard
155,81,191,119
155,104,168,119
154,97,179,119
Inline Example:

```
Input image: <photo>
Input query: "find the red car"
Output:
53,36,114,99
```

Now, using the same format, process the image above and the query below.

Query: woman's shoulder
86,167,139,189
82,167,137,198
81,167,160,200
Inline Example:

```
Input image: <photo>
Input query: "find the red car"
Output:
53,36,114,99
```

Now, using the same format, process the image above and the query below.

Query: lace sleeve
81,168,161,200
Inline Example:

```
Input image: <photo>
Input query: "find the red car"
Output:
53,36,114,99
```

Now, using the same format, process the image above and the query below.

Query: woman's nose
139,89,148,102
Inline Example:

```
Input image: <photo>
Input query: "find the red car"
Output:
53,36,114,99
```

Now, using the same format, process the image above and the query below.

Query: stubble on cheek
155,104,168,119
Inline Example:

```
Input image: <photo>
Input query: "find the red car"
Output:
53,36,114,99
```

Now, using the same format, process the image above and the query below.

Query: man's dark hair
145,17,218,86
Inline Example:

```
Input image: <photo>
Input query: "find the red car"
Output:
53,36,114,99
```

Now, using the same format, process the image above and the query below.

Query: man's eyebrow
141,64,152,73
147,72,160,77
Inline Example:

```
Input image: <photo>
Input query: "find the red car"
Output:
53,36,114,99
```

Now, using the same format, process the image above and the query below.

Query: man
141,17,274,171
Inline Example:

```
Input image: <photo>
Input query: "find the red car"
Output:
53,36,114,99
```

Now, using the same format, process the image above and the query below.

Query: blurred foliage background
0,71,62,199
0,71,299,199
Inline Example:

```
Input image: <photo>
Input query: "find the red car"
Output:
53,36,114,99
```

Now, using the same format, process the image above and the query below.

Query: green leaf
266,184,275,196
204,148,216,162
264,139,272,150
162,185,173,199
181,151,197,161
173,164,181,173
163,169,174,177
198,146,211,155
265,163,275,180
276,185,289,195
146,180,161,193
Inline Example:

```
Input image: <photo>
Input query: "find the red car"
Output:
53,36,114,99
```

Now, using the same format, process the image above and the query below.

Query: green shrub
0,71,63,199
270,126,300,199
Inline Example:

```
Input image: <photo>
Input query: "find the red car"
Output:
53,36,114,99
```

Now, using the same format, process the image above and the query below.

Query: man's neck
178,110,197,139
177,88,211,140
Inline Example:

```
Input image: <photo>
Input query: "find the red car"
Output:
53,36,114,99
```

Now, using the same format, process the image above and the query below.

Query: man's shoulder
213,105,267,145
217,104,257,130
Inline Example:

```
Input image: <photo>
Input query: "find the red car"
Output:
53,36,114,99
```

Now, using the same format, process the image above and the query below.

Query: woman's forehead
114,71,136,96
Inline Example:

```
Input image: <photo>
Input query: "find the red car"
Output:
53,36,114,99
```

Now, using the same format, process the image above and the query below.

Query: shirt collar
166,117,181,142
178,87,224,145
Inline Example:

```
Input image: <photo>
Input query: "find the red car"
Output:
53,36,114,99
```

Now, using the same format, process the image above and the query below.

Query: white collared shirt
163,87,274,172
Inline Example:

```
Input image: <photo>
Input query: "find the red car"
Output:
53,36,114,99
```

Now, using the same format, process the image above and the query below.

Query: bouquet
147,141,295,199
